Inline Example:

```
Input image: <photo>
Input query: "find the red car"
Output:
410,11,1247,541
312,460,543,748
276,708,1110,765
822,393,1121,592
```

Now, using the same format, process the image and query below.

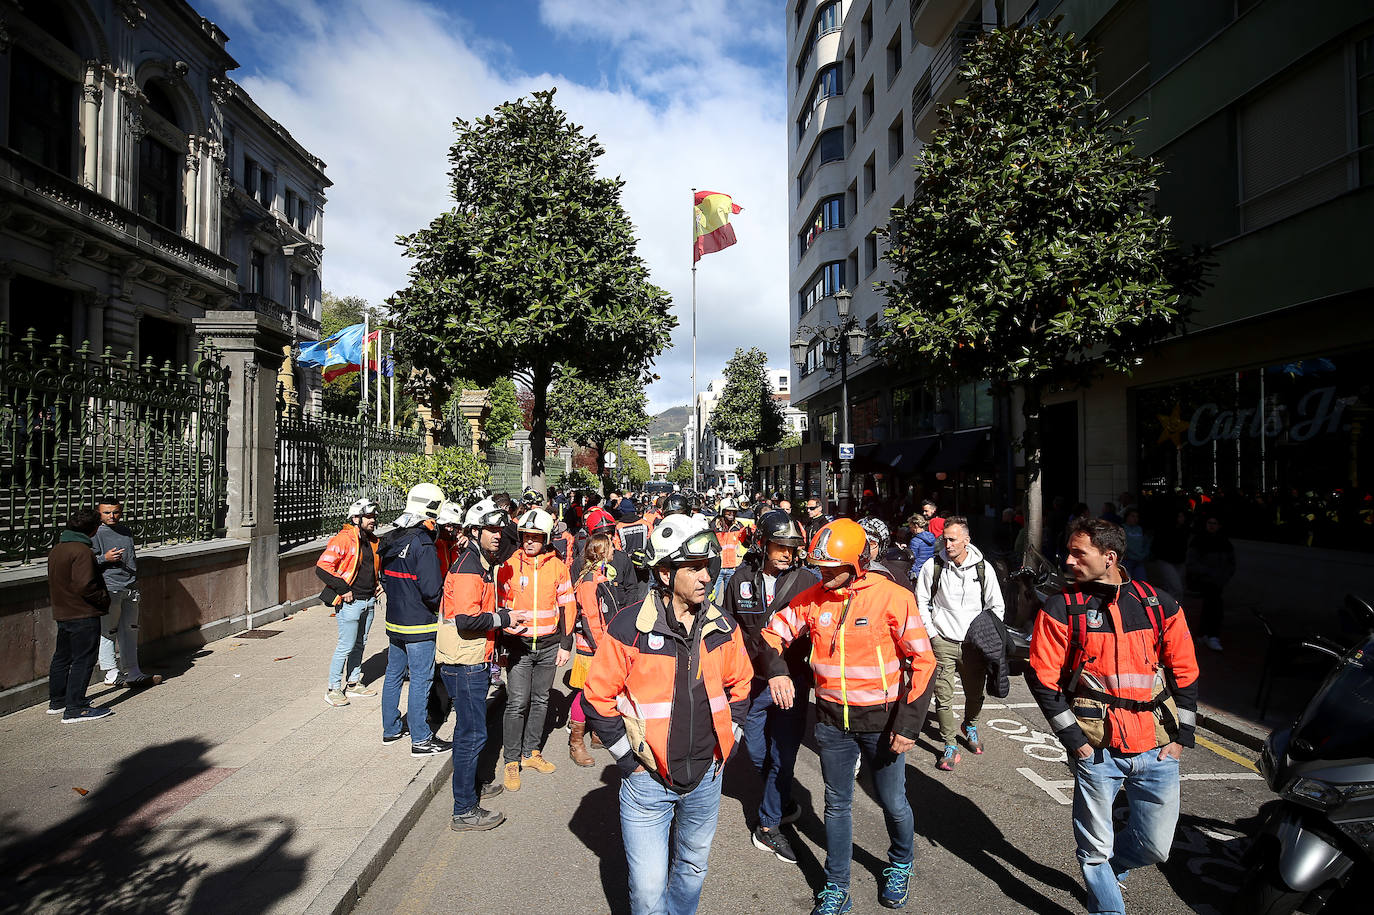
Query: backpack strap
975,559,987,608
929,555,945,601
1064,590,1089,672
1130,580,1165,661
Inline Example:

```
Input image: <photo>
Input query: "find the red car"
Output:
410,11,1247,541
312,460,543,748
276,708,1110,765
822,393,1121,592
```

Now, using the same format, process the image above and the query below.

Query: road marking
1016,768,1261,806
1196,735,1259,773
951,701,1040,711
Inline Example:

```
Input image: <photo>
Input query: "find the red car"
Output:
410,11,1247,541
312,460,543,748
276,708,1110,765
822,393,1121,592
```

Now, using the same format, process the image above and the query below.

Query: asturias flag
297,323,365,380
693,191,742,263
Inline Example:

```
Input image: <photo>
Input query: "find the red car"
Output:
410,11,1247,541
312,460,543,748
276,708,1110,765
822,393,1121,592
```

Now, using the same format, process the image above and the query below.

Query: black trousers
50,617,102,709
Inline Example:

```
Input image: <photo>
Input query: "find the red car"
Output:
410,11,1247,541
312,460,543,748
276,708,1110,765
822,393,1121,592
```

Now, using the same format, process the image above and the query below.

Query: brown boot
522,751,557,774
569,722,595,767
589,730,604,749
503,760,521,792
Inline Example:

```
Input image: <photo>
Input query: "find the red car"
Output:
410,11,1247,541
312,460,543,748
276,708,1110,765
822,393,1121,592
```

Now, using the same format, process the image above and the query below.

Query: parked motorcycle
1234,594,1374,914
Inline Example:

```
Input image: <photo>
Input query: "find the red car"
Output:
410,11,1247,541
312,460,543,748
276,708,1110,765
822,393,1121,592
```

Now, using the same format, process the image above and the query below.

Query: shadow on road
567,766,631,915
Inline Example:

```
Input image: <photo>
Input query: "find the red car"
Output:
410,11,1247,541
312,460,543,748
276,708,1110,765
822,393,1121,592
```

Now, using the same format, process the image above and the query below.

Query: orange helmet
809,519,867,572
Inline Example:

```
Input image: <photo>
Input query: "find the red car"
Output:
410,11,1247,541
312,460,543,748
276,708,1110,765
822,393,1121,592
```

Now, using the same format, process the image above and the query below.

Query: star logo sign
1157,404,1189,449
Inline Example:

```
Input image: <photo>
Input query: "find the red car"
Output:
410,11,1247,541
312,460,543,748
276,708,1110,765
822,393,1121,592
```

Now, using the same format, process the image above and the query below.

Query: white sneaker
103,669,120,686
1205,636,1223,652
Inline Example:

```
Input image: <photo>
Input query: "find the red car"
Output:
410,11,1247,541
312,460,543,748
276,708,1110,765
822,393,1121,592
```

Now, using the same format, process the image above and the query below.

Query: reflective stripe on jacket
760,570,935,736
438,543,506,665
573,562,617,658
379,524,443,641
498,549,575,648
714,521,747,569
316,525,379,607
1027,576,1200,753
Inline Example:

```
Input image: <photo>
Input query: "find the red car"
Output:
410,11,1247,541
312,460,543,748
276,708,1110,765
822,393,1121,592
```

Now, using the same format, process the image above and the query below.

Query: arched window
137,81,182,230
7,5,79,178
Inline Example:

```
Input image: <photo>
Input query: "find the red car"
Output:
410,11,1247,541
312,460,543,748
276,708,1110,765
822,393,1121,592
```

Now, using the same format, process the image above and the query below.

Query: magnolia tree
547,367,651,476
879,20,1206,561
392,89,674,490
710,347,786,493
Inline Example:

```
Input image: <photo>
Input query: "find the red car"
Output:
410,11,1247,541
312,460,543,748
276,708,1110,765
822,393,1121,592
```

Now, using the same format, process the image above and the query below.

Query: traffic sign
838,442,855,460
604,451,618,468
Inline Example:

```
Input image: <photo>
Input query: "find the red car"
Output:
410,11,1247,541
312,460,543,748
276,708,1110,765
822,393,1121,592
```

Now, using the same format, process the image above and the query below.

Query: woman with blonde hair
567,532,619,765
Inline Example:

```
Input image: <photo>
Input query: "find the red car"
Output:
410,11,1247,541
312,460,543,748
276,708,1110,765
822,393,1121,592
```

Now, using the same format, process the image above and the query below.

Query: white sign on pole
604,451,619,468
838,443,855,461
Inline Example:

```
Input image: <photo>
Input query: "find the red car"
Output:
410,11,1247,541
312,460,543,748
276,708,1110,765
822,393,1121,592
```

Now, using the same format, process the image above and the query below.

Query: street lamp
793,286,868,517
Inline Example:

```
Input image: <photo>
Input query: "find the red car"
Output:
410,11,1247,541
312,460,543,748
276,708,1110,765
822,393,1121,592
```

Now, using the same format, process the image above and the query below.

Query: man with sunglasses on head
317,497,382,708
582,515,755,915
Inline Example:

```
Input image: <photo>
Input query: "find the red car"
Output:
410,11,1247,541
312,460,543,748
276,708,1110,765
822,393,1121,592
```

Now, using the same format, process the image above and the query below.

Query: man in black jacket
720,510,818,864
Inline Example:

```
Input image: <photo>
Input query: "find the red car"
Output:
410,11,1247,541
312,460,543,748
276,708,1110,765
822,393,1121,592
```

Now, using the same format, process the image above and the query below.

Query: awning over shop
926,429,991,473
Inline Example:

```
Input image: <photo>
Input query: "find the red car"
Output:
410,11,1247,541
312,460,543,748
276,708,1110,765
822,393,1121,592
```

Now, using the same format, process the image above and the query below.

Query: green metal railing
274,388,423,548
0,323,230,566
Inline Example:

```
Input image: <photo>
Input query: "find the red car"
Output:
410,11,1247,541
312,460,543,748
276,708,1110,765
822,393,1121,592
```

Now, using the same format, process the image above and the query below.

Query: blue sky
199,0,790,413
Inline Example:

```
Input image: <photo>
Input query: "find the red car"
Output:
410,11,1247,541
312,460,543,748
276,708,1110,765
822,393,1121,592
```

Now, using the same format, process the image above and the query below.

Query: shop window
957,381,994,429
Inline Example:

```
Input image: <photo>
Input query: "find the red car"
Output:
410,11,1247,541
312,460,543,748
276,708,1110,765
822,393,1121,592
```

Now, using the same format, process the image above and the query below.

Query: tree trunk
1021,382,1044,568
529,361,552,493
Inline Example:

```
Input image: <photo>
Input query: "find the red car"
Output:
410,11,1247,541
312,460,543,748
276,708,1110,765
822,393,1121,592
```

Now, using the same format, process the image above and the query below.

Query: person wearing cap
497,507,576,791
438,498,524,831
575,507,641,610
582,514,754,915
317,497,382,708
760,519,937,915
379,483,451,757
720,509,818,864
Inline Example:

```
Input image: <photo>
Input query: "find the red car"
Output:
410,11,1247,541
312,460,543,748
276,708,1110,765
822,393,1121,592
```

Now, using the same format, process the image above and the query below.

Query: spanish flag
694,190,742,263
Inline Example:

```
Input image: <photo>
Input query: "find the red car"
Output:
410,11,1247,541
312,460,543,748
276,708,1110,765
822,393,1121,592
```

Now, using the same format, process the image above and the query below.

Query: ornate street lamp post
791,287,867,517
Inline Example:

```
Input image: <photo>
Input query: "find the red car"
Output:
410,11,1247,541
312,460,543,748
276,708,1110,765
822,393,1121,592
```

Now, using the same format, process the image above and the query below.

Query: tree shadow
906,764,1088,914
0,738,308,915
567,766,631,915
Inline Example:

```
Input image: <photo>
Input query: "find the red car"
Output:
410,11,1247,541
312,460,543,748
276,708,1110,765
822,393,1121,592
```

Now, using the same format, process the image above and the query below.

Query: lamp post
792,287,867,518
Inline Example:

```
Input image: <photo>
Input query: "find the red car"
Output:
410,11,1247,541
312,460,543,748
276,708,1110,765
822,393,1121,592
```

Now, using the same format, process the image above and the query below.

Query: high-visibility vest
497,549,574,648
714,521,747,569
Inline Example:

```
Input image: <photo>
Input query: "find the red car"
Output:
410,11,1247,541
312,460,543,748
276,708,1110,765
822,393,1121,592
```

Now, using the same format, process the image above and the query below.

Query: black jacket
719,554,818,684
379,524,443,642
965,609,1010,699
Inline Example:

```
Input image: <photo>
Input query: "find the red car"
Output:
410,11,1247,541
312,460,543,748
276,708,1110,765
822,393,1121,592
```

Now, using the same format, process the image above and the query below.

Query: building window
886,30,903,87
797,128,846,196
137,137,180,229
244,156,273,209
799,195,845,258
799,65,845,141
862,79,875,127
799,261,845,317
795,0,843,84
863,154,876,201
861,4,874,56
250,250,266,295
285,189,297,223
290,272,305,312
888,114,905,169
1358,35,1374,185
864,234,879,274
7,48,76,177
956,381,994,429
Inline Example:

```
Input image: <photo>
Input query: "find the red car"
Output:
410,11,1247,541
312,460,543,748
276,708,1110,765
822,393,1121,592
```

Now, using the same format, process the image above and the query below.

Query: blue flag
298,323,365,379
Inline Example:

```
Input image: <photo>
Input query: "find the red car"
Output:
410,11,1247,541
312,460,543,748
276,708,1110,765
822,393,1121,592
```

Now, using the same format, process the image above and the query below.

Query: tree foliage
710,347,785,489
556,467,600,492
391,88,675,489
878,20,1206,557
483,377,522,447
666,459,694,485
547,367,651,475
607,440,651,489
380,446,490,503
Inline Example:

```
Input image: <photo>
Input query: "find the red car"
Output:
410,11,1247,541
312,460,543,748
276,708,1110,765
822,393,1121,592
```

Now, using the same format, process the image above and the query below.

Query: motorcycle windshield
1291,636,1374,761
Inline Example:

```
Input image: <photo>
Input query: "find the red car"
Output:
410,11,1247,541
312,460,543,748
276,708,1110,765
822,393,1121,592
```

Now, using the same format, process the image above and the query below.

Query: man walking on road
1027,518,1200,915
47,508,113,722
380,483,451,757
760,519,937,914
582,514,754,915
914,516,1005,771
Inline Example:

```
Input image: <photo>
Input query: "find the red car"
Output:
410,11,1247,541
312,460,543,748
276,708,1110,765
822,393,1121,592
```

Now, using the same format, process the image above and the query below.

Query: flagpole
691,187,699,494
361,307,369,414
388,331,395,430
375,327,382,427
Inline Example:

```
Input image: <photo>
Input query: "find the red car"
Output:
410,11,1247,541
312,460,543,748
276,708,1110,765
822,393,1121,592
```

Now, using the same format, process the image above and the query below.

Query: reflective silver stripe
608,735,632,759
902,637,932,655
709,694,729,714
1176,707,1196,727
732,723,743,744
813,660,901,679
1050,710,1078,732
1102,672,1156,690
816,685,900,704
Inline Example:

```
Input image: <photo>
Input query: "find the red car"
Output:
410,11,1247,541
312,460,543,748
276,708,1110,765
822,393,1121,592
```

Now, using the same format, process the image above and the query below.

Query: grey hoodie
92,523,138,590
914,543,1005,641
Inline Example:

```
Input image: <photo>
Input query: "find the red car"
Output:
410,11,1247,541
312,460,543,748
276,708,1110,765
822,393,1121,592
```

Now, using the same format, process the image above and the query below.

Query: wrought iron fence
0,323,230,566
274,388,423,548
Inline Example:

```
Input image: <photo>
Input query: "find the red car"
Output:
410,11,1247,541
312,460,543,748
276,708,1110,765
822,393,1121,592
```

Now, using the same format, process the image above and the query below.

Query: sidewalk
0,601,449,915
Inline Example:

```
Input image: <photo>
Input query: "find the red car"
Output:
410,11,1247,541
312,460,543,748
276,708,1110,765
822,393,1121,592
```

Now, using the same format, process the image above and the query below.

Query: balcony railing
911,24,985,118
237,292,291,324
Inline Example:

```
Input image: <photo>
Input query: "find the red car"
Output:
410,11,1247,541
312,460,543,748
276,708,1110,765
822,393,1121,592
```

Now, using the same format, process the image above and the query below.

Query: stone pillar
81,62,103,190
458,389,490,456
84,292,107,354
193,310,292,619
183,135,201,242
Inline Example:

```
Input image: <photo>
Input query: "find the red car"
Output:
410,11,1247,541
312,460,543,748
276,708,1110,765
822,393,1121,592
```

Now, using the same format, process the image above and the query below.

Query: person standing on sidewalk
47,508,113,722
720,509,817,865
761,519,937,915
582,514,754,915
317,497,382,708
914,516,1006,772
1027,518,1199,915
497,507,575,791
438,498,521,831
380,483,451,757
92,497,160,688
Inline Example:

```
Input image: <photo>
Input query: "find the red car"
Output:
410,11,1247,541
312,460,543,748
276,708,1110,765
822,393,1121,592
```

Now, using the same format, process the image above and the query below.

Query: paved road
356,677,1266,915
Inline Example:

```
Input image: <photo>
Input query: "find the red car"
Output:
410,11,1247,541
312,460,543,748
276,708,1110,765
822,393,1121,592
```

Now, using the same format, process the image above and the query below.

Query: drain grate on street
236,629,283,639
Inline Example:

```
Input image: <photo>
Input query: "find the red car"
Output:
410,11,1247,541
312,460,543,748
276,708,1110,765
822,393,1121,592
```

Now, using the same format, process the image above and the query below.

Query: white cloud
201,0,790,414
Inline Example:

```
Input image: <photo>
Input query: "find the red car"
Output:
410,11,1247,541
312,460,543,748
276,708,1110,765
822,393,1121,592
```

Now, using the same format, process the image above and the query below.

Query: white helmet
717,496,740,512
405,482,445,520
645,514,720,568
463,498,508,530
516,508,555,540
347,496,379,520
437,501,464,527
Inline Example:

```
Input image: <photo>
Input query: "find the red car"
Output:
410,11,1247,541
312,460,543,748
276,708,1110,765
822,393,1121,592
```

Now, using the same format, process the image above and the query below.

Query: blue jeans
440,662,491,815
620,765,723,915
712,567,737,605
742,679,807,829
1072,748,1181,915
50,617,101,712
329,598,376,689
814,721,915,888
382,638,436,744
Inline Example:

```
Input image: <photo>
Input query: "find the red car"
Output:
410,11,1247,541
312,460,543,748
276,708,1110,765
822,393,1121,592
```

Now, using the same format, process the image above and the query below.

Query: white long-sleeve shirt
914,544,1004,641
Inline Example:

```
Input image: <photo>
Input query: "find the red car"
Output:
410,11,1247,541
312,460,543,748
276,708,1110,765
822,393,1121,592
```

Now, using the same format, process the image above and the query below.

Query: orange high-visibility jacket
614,519,651,556
437,543,509,665
714,520,747,569
315,525,379,607
582,593,754,780
573,562,618,659
761,571,936,736
1028,577,1200,753
497,549,575,648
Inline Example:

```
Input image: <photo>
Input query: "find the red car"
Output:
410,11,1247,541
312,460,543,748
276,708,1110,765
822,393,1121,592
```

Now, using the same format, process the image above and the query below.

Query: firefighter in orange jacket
712,496,748,601
316,497,382,707
567,530,619,767
760,518,936,915
497,507,575,791
1027,518,1199,915
582,513,753,915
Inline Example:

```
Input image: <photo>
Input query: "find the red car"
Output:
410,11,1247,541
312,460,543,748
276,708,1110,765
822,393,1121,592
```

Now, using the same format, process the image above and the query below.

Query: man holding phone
92,497,160,688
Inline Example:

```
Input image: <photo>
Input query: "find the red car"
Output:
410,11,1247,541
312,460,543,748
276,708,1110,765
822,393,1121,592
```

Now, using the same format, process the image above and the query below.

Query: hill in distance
649,405,690,438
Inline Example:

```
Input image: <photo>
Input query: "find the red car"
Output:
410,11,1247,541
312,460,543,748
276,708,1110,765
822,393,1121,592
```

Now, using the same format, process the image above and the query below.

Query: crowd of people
42,480,1202,915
